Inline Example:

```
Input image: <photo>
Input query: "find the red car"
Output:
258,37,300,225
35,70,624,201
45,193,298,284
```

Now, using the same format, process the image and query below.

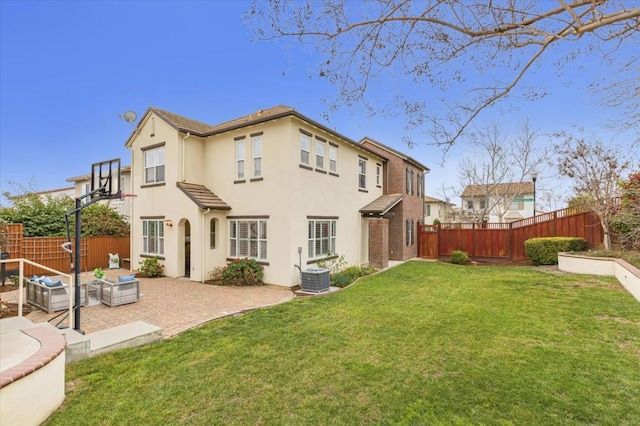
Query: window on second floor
417,173,423,198
300,134,310,165
144,146,165,184
406,168,414,195
236,140,245,179
479,200,486,209
358,158,367,189
426,204,431,216
376,164,382,187
252,135,262,178
509,200,525,210
315,141,325,169
466,200,474,210
329,145,338,173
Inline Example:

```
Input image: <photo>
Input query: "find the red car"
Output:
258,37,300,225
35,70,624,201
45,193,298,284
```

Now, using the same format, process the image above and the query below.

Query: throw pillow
118,274,136,283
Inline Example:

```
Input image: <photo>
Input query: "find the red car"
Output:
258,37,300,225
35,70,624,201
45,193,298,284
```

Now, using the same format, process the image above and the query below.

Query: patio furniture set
25,274,140,313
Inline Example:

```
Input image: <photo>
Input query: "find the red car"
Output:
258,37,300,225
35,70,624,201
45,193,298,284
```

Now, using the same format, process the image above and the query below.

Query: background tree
456,120,548,222
0,193,129,237
611,172,640,249
247,1,640,149
555,136,630,250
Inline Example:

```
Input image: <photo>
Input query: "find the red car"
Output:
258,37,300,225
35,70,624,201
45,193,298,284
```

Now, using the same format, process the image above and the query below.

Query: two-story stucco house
460,182,535,223
124,106,428,287
66,166,133,221
423,195,455,224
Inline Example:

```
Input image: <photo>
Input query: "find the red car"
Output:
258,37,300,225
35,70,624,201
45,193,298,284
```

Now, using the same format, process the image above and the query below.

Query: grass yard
46,262,640,425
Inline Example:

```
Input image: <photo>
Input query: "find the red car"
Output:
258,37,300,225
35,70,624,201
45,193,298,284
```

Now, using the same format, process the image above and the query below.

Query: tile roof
206,105,296,134
177,182,231,210
461,182,534,198
360,194,403,215
150,107,217,136
359,137,429,172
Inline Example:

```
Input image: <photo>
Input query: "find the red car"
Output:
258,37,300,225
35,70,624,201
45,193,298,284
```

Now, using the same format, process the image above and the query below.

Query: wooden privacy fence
419,207,603,262
1,223,130,276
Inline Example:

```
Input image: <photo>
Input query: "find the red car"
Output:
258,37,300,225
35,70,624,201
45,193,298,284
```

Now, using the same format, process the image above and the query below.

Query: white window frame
315,141,325,169
236,140,245,179
376,164,381,187
252,135,262,178
358,158,367,189
210,218,217,249
329,145,338,173
142,219,164,256
300,134,310,165
144,146,165,184
308,219,337,259
229,219,267,260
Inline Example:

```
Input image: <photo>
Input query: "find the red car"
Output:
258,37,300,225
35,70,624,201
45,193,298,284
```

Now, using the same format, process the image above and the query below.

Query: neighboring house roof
9,186,75,200
125,106,387,161
176,182,231,210
66,166,131,183
360,194,403,216
461,182,534,198
504,211,524,220
359,136,429,172
424,195,454,205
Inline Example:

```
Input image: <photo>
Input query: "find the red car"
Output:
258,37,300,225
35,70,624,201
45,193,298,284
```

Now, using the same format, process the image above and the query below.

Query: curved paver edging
558,252,640,302
0,326,66,388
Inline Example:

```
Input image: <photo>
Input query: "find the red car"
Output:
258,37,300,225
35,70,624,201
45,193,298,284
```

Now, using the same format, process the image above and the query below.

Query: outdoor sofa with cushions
25,275,88,313
98,275,140,307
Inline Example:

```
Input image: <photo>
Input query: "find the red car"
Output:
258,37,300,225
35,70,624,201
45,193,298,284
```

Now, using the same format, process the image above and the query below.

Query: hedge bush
451,250,469,264
330,265,375,288
524,237,587,265
221,258,264,286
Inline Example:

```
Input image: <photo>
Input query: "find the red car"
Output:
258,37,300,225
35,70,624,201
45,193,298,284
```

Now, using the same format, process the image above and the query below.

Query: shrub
316,252,348,275
222,258,264,286
0,299,9,318
433,218,441,226
138,256,164,277
330,265,375,288
208,266,225,284
451,250,469,264
524,237,587,265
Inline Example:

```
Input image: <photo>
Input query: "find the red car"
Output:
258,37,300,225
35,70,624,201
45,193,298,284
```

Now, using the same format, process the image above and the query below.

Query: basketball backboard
90,158,122,200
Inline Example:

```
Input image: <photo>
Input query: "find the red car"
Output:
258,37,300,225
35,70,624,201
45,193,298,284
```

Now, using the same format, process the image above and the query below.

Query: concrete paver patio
3,269,295,338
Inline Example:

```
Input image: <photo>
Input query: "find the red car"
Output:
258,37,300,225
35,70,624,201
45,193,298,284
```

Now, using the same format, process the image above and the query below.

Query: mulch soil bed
0,284,35,318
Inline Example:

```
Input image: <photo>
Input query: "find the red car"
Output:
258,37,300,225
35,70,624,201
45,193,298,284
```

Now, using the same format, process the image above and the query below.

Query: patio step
87,321,162,357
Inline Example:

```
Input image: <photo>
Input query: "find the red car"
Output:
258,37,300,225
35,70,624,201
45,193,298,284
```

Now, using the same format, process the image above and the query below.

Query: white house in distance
124,106,428,286
66,166,133,221
460,182,535,223
423,195,455,224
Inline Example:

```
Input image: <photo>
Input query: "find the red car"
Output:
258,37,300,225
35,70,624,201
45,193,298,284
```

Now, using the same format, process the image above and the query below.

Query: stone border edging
558,252,640,302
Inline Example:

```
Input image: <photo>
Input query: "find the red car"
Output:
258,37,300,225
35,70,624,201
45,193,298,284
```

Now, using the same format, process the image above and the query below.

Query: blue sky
0,1,636,208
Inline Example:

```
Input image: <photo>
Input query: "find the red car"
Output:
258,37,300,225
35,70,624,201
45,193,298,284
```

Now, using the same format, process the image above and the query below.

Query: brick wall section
361,140,425,261
368,218,389,268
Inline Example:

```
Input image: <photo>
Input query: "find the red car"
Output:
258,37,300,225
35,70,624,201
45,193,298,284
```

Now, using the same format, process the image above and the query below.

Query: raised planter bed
558,252,640,302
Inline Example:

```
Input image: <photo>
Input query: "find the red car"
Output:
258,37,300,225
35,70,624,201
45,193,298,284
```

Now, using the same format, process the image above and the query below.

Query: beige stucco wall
128,112,384,286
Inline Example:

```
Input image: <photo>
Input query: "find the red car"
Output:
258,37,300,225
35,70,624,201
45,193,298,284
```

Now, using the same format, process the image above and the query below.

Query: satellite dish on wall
120,111,137,124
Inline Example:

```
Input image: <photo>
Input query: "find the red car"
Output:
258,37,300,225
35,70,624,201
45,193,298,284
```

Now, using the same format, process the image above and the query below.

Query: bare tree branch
246,0,640,148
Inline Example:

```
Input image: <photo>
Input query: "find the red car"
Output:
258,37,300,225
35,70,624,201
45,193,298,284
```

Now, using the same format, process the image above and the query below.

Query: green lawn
46,262,640,425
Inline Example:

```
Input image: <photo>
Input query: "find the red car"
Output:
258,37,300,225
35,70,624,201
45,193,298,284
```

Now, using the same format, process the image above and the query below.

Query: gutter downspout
181,132,191,182
201,208,210,282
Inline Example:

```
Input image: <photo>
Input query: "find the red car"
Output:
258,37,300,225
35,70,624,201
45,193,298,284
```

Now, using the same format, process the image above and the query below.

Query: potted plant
94,268,105,279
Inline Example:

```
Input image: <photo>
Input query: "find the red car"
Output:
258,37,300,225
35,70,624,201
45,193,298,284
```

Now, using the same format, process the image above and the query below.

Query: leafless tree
555,135,631,249
457,120,548,222
246,1,640,150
